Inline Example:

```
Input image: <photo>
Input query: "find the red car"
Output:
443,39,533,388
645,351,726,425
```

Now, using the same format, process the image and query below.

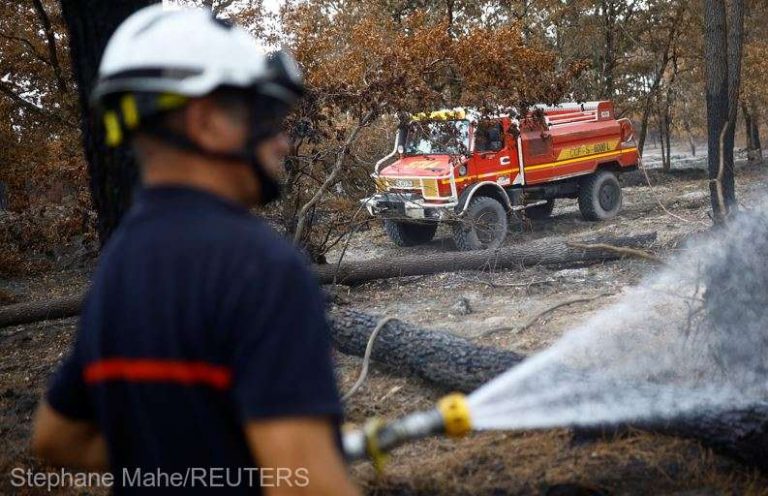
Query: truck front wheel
578,171,622,221
452,196,508,251
384,220,438,247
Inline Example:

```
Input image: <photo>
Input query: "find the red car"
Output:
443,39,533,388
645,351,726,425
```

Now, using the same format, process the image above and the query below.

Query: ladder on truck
531,101,615,127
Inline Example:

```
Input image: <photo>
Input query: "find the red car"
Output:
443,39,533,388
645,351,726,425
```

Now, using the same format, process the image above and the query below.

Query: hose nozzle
437,393,472,437
342,393,472,469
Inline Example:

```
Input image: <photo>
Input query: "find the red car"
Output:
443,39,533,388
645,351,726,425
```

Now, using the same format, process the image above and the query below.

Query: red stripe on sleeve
84,359,232,390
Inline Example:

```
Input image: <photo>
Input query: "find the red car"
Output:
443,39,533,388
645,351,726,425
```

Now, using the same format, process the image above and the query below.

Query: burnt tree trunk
751,118,763,164
682,108,697,157
32,0,68,95
315,233,657,285
704,0,730,222
330,308,524,392
664,112,672,171
59,0,155,242
656,406,768,471
663,87,674,171
743,101,763,165
600,0,616,99
687,132,696,157
704,0,744,223
0,294,83,328
744,102,754,151
0,232,658,328
637,99,653,157
658,107,670,172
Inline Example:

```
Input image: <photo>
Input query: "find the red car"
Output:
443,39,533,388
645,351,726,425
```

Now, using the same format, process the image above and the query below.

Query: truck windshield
404,120,469,155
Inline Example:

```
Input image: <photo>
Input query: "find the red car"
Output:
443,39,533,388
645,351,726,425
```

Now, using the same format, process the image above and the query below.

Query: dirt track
2,149,768,495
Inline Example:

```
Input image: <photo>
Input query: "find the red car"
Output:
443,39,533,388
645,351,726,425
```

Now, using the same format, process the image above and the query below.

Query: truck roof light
411,108,467,122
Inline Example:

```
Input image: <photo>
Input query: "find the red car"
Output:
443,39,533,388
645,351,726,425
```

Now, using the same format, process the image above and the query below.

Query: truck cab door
521,125,555,184
472,121,514,187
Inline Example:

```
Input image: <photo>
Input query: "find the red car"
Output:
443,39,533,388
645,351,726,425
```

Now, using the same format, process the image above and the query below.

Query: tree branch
565,241,666,265
0,79,75,127
292,109,375,245
31,0,68,95
473,293,613,340
0,31,50,66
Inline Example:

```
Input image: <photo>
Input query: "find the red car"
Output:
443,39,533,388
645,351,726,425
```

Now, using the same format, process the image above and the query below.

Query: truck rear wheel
526,199,555,220
384,220,438,247
578,171,622,221
452,196,508,251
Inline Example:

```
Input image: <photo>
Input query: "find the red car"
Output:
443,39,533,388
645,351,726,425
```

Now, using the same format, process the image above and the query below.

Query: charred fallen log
330,307,524,392
0,232,658,328
656,406,768,471
315,232,658,285
0,293,82,328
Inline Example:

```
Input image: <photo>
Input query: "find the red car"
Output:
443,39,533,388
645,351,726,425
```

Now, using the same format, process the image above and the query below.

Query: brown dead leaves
282,1,586,120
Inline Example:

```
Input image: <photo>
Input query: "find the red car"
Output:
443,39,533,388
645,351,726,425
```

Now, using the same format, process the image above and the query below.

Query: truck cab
364,102,639,250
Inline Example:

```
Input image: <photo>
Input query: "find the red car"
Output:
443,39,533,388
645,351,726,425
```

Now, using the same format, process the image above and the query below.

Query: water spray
343,393,472,469
344,205,768,468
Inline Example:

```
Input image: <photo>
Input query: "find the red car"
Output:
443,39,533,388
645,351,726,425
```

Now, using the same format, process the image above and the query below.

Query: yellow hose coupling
363,418,389,474
437,393,472,437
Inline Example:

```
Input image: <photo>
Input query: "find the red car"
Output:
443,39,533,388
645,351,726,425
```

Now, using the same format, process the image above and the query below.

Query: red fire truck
363,101,640,250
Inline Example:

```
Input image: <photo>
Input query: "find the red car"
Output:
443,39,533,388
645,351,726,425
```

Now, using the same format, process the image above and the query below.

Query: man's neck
143,175,244,204
139,152,258,207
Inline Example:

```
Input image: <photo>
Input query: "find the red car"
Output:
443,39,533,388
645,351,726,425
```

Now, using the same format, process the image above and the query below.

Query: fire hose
342,393,472,471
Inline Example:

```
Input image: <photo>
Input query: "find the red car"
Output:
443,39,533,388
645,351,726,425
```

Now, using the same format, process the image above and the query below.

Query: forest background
1,0,766,273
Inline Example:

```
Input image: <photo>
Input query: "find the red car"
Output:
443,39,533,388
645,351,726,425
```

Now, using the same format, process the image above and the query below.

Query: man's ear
184,97,244,153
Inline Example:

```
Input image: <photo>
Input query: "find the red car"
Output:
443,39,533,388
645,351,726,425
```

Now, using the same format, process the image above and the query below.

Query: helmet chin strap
142,122,283,206
243,138,281,205
243,108,283,205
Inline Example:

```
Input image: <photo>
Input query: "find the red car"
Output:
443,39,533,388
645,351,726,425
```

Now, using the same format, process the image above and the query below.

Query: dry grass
349,426,768,495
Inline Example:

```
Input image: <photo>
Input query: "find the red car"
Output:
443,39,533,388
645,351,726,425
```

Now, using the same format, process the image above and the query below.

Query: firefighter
30,5,359,495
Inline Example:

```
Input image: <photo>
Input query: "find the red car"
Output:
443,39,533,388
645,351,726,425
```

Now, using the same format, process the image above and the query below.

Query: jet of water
468,205,768,431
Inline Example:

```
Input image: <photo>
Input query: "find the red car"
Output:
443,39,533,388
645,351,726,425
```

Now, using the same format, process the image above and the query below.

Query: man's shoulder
101,209,305,268
234,217,302,260
207,216,315,287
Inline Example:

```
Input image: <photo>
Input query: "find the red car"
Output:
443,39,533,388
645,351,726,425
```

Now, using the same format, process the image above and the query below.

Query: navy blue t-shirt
46,186,342,494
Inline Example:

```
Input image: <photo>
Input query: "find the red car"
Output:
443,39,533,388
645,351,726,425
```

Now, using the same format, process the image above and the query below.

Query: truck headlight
374,177,389,192
422,178,439,197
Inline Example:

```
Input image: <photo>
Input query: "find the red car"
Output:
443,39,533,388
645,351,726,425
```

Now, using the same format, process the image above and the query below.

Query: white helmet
93,4,303,146
92,4,304,205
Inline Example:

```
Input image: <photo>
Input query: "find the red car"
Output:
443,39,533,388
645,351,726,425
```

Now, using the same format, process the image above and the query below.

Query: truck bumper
362,193,457,221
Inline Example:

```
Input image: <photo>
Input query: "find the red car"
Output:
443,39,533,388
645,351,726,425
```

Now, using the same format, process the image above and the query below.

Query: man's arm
231,252,358,494
33,318,105,471
31,401,108,472
244,417,359,496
